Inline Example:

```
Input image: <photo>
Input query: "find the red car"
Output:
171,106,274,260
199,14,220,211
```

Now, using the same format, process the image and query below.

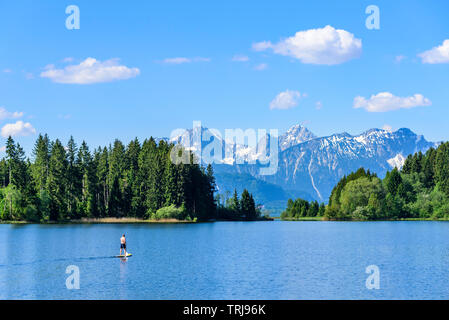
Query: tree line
280,198,325,220
0,135,219,222
216,189,266,221
282,141,449,220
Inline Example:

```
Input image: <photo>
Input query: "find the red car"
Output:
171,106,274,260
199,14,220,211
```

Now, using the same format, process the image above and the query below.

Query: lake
1,221,449,299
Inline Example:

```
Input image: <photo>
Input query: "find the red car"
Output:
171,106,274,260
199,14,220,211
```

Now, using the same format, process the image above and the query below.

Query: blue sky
0,0,448,154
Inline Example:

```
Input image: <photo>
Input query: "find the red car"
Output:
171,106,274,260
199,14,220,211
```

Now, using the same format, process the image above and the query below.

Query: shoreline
280,217,449,222
3,217,447,224
0,217,274,224
0,218,195,225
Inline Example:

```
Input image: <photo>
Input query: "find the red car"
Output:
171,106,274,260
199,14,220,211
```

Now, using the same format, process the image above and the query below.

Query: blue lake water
1,221,449,299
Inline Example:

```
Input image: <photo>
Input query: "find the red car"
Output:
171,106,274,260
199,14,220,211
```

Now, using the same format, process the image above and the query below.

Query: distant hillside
167,124,437,214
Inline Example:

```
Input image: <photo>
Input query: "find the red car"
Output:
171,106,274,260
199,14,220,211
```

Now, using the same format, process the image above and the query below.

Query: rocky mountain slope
167,125,437,212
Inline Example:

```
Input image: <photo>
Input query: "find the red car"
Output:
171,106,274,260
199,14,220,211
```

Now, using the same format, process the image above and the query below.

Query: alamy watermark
365,5,380,30
66,5,80,30
365,265,380,290
66,265,80,289
169,121,279,176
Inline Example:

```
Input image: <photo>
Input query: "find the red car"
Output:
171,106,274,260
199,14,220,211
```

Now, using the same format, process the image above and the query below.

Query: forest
281,142,449,220
216,189,266,221
280,198,325,220
0,135,261,222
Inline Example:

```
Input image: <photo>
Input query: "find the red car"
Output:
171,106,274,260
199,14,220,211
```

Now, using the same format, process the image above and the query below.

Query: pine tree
230,189,240,213
97,147,109,216
422,147,436,189
205,164,217,218
32,134,50,193
66,136,80,217
240,189,252,219
164,159,180,206
0,134,221,222
47,139,68,221
435,142,449,196
386,168,402,196
0,159,8,187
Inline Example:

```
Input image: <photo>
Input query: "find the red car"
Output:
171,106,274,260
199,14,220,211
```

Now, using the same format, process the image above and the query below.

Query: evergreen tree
0,134,220,222
385,167,402,196
47,140,68,221
32,134,50,192
66,136,80,217
229,189,240,212
96,147,109,216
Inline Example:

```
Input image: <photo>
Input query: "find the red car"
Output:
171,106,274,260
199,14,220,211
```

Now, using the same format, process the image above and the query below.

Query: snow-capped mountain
168,125,273,164
165,124,437,210
257,127,437,201
279,124,316,151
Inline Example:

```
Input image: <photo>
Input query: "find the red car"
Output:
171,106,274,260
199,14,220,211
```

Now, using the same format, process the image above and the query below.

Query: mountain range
167,124,438,214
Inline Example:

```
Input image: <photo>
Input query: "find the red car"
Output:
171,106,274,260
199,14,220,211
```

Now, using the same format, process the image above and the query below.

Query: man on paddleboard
120,234,127,256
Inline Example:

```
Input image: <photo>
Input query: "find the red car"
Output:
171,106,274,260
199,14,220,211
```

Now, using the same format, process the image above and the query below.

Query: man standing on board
120,234,127,256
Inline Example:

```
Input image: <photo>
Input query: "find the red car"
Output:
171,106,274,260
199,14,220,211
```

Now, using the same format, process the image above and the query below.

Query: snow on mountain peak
387,153,406,169
279,124,316,151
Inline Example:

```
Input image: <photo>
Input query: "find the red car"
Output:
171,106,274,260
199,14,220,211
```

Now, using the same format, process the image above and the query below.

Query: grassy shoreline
0,217,196,224
0,216,274,224
3,217,448,224
279,217,449,221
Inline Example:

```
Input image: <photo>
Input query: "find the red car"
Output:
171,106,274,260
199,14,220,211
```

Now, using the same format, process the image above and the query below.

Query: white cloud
419,39,449,64
315,101,323,110
0,146,5,153
161,57,211,64
232,55,249,62
252,25,362,65
40,57,140,84
353,92,432,112
395,55,406,63
254,63,267,71
0,107,23,120
3,69,12,73
252,41,272,52
382,124,393,132
269,90,304,110
1,121,36,137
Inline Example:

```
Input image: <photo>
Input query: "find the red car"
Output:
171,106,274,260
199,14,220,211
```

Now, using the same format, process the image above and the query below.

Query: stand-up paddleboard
115,253,132,258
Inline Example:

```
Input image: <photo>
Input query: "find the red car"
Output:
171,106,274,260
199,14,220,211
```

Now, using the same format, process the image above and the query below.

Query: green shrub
152,204,187,220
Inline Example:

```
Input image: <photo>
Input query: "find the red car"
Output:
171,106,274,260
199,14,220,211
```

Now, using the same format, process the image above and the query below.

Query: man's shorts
120,244,126,249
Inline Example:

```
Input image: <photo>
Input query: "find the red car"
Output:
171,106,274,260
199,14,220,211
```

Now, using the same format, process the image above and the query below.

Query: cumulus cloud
353,92,432,112
161,57,210,64
40,57,140,84
269,90,304,110
315,101,323,110
0,107,23,120
1,121,36,137
252,25,362,65
419,39,449,64
232,55,249,62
